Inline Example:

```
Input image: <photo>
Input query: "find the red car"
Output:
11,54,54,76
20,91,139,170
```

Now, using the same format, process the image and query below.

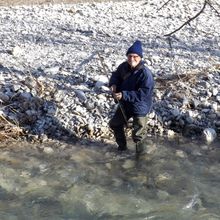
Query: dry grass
0,114,24,140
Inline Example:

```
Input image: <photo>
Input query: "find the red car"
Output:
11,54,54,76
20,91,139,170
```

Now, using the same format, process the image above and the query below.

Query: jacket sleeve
122,68,154,103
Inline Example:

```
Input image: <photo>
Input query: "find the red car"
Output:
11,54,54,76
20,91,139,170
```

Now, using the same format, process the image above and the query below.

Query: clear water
0,137,219,220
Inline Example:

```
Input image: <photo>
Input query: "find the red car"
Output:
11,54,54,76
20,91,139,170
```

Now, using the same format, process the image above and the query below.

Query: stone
43,147,54,154
0,92,10,102
203,128,217,144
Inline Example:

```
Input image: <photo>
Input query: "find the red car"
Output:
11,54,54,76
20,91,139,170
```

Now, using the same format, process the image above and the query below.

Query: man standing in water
109,40,154,154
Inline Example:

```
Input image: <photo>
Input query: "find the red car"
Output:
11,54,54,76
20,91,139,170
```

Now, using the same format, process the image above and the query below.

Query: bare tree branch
208,0,220,17
164,0,208,37
157,0,173,11
212,0,220,9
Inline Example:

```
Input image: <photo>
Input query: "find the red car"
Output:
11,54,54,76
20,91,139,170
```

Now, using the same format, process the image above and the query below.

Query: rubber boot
136,141,146,154
117,145,127,151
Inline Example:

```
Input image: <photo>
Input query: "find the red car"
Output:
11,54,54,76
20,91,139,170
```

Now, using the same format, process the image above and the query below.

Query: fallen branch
164,0,208,36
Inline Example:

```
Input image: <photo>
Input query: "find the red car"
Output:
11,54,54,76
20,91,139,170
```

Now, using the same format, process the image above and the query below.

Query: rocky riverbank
0,0,219,144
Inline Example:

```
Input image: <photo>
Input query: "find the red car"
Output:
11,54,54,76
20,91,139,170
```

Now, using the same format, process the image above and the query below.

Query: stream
0,137,219,220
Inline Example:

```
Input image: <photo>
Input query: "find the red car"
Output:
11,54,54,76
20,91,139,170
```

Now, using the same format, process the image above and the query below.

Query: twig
157,0,173,11
211,0,220,9
165,0,208,37
207,0,220,16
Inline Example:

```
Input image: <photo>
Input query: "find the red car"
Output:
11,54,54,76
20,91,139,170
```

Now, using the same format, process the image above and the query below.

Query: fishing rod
97,52,128,126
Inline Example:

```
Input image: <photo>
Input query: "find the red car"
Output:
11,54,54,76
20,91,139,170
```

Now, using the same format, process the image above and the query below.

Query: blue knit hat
126,40,143,58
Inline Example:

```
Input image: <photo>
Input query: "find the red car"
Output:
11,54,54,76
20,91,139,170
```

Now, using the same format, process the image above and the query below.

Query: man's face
127,53,141,68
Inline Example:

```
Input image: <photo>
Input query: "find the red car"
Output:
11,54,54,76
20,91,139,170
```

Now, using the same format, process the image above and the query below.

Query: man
109,40,154,154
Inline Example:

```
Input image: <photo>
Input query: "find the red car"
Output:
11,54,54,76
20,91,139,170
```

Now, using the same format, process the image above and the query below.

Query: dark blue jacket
109,61,154,117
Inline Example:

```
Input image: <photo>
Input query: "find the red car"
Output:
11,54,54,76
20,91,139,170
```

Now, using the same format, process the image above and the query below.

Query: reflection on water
0,137,219,220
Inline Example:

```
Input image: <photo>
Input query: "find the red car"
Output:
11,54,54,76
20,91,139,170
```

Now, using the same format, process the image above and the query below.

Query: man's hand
113,92,122,101
110,85,122,101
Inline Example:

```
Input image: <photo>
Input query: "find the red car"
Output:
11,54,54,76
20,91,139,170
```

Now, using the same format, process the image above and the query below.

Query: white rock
94,75,109,88
167,129,175,138
43,147,54,154
203,128,217,144
211,103,218,112
45,66,60,74
12,46,23,57
212,87,218,96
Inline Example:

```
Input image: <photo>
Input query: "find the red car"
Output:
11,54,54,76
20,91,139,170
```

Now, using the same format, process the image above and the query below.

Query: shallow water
0,137,219,220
